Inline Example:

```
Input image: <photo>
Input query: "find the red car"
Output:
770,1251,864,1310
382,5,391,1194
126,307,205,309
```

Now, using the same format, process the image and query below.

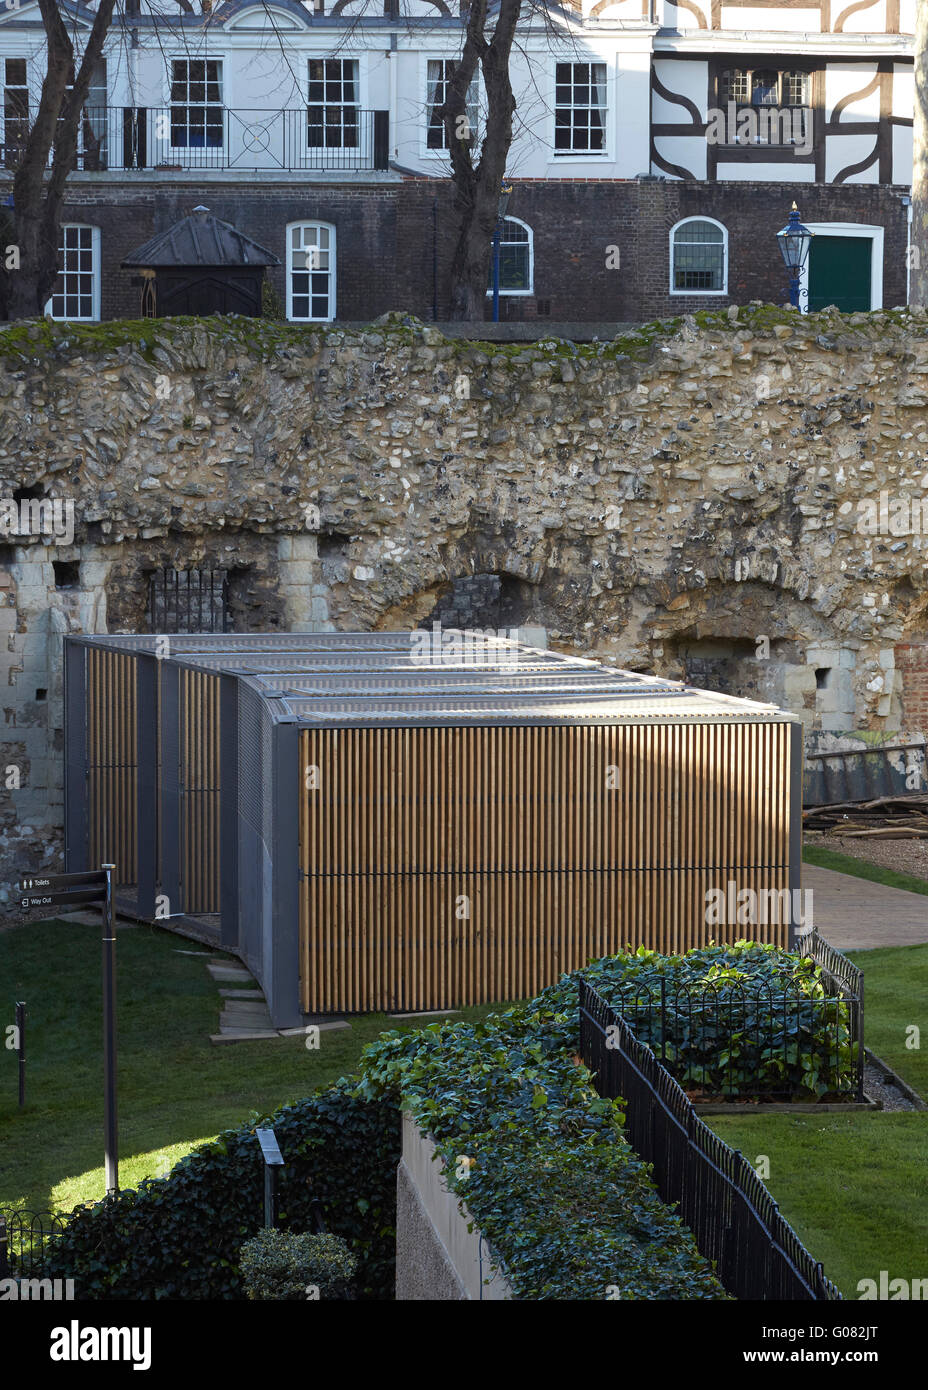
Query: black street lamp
776,202,814,310
491,180,513,324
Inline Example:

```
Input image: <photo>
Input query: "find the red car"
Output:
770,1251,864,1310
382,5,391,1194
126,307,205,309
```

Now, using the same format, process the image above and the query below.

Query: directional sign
20,887,108,912
18,870,107,894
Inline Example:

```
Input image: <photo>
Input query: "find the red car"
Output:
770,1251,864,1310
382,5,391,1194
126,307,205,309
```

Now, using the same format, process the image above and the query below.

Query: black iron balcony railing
1,106,390,174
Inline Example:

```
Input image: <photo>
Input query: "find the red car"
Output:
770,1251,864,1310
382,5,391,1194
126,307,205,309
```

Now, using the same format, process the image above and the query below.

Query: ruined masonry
1,305,927,887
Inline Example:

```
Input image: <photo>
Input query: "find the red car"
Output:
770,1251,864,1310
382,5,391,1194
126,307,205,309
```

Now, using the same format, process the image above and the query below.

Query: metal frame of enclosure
64,633,803,1027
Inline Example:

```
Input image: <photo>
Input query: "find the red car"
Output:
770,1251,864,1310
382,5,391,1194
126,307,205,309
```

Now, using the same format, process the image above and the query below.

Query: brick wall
896,643,928,732
58,174,910,324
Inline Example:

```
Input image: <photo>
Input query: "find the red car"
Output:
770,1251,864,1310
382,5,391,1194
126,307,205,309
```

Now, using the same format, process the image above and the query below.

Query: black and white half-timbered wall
0,0,916,322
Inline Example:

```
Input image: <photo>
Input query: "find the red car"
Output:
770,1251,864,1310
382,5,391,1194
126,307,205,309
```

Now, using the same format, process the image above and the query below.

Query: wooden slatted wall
298,720,793,1014
87,646,138,890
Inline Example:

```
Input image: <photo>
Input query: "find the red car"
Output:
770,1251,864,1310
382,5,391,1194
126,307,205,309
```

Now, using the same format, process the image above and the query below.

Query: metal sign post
256,1128,285,1229
15,1002,25,1108
101,864,118,1195
16,865,118,1194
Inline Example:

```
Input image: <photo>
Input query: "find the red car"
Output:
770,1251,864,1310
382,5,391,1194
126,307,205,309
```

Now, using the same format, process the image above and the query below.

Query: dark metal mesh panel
237,682,269,976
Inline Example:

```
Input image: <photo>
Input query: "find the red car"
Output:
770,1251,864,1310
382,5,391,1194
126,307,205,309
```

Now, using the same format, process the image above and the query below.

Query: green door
807,235,872,312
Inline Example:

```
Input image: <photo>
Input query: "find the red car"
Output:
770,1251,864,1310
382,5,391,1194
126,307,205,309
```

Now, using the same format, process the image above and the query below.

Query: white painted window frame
286,220,336,322
485,215,534,297
163,55,226,155
550,56,612,162
44,223,101,323
669,215,728,297
418,53,480,163
305,53,365,151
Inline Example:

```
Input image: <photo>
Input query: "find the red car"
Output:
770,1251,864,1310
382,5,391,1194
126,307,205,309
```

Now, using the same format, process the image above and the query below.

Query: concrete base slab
210,1030,280,1043
277,1021,351,1035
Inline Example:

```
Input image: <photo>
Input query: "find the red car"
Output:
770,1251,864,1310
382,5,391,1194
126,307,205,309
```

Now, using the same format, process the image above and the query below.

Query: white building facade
0,0,916,321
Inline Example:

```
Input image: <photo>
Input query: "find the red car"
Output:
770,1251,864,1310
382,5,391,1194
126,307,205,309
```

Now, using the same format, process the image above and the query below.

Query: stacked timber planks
803,794,928,838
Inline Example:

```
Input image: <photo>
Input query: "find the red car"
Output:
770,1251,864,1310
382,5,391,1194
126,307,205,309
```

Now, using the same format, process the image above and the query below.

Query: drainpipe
388,32,398,163
903,194,913,304
432,197,438,320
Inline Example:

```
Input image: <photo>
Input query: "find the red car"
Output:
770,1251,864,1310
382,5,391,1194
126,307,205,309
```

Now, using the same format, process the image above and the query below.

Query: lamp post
776,202,814,310
491,180,513,324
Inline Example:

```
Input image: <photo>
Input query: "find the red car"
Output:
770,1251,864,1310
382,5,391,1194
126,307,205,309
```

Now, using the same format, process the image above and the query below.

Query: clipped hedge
357,997,728,1299
48,943,825,1299
561,942,855,1098
44,1079,399,1300
240,1229,356,1301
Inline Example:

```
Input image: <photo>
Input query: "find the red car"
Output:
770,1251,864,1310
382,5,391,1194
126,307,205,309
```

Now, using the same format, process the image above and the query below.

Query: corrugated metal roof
121,208,280,268
74,630,794,727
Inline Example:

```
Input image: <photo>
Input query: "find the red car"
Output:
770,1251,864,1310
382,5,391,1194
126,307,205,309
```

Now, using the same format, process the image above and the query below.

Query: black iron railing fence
1,107,390,174
596,933,864,1102
0,1208,67,1279
579,981,843,1301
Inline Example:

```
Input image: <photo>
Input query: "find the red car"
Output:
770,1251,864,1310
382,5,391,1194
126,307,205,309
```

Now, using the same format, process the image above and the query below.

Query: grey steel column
101,863,118,1194
159,661,181,918
271,716,302,1029
788,719,804,951
136,653,158,919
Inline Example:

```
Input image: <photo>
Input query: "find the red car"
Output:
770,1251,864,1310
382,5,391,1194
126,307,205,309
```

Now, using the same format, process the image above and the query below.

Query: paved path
804,864,928,951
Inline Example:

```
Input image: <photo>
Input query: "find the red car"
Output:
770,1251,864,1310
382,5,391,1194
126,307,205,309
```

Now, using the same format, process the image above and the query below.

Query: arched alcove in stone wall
101,539,287,634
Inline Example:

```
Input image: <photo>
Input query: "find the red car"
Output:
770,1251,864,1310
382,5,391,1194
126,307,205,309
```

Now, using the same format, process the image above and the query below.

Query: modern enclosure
64,632,802,1026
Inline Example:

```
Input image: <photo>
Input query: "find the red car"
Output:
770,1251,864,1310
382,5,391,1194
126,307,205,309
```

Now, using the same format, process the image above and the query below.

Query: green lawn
845,943,928,1097
707,928,928,1301
3,915,926,1303
706,1112,928,1298
0,918,501,1214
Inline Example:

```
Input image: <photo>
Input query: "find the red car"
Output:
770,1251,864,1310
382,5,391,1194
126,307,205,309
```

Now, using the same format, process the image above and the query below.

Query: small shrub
240,1229,356,1300
261,277,285,321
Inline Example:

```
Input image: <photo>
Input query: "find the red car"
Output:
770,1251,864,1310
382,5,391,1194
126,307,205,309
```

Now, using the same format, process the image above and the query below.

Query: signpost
256,1127,285,1229
15,1001,25,1108
15,864,119,1194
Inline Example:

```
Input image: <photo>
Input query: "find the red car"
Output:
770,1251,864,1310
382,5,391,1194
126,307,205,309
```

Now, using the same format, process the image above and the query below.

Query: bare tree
3,0,120,319
0,0,234,320
913,0,928,304
440,0,521,319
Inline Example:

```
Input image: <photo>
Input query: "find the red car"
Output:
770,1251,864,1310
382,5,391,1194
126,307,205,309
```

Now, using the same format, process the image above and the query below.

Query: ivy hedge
47,942,832,1299
357,995,727,1299
43,1080,399,1300
567,942,855,1098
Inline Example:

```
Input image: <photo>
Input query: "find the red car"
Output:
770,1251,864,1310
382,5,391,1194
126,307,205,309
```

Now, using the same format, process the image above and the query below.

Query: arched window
45,224,101,321
670,218,727,295
286,221,336,321
486,217,533,296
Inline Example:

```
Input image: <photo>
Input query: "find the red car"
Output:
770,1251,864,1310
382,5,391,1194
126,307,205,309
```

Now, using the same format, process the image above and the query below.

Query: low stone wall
395,1112,512,1301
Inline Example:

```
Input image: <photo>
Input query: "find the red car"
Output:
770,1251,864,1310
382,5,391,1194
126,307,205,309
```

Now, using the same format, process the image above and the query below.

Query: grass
706,1112,928,1298
803,842,928,897
845,943,928,1097
708,937,928,1299
3,913,926,1301
0,918,502,1214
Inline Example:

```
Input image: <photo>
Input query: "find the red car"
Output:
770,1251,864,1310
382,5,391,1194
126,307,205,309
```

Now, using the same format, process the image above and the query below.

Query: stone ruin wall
1,306,928,888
